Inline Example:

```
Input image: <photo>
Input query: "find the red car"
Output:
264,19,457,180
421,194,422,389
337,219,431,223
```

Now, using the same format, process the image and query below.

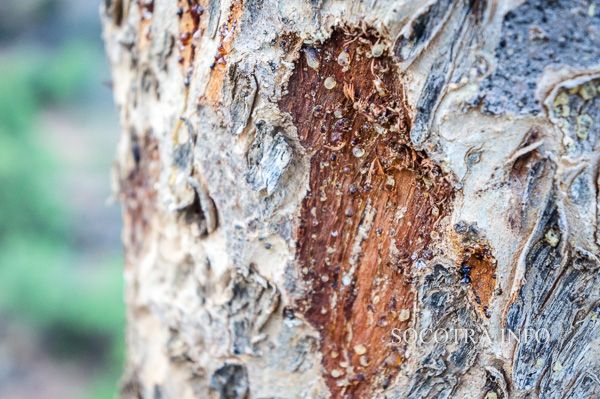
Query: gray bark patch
210,363,249,399
245,121,292,195
225,267,280,355
403,264,480,399
507,197,600,394
477,0,600,115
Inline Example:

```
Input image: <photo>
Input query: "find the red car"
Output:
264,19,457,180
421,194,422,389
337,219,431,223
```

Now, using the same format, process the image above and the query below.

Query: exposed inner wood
458,242,497,313
203,0,243,106
136,0,153,51
177,0,205,82
279,26,455,398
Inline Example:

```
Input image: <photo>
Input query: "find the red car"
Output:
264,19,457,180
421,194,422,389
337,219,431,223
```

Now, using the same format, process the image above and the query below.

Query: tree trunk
101,0,600,398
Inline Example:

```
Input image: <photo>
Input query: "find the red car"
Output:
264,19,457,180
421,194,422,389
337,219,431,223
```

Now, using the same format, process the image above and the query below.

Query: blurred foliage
0,0,60,41
0,40,124,399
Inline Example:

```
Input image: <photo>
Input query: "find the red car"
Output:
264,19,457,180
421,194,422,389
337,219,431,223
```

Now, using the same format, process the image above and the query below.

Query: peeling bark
102,0,600,398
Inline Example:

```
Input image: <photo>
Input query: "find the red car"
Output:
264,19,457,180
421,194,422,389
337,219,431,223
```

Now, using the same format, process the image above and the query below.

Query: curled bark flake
483,365,509,399
210,363,249,399
408,0,488,146
228,64,258,135
245,121,293,196
505,127,554,232
224,267,281,356
187,176,219,235
393,0,455,63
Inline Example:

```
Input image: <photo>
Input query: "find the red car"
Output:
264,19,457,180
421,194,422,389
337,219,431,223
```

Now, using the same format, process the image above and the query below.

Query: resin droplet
304,48,320,70
352,146,365,158
371,43,385,58
337,50,350,67
353,344,367,355
324,76,337,90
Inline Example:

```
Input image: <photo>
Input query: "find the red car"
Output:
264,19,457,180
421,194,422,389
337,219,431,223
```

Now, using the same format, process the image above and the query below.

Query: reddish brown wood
279,26,455,398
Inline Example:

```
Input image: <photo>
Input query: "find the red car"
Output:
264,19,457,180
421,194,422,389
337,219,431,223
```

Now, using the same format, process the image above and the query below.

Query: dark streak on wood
122,132,160,265
279,26,455,398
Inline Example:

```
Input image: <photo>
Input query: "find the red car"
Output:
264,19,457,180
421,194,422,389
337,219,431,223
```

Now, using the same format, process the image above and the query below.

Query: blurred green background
0,1,124,398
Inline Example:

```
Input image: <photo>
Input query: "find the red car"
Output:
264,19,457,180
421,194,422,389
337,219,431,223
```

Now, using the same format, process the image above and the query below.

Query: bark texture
101,0,600,398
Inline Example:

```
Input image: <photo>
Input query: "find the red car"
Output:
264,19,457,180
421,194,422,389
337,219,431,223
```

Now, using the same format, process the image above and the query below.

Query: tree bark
101,0,600,398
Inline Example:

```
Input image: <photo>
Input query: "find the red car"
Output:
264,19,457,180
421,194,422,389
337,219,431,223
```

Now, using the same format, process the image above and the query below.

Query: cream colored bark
102,0,600,398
